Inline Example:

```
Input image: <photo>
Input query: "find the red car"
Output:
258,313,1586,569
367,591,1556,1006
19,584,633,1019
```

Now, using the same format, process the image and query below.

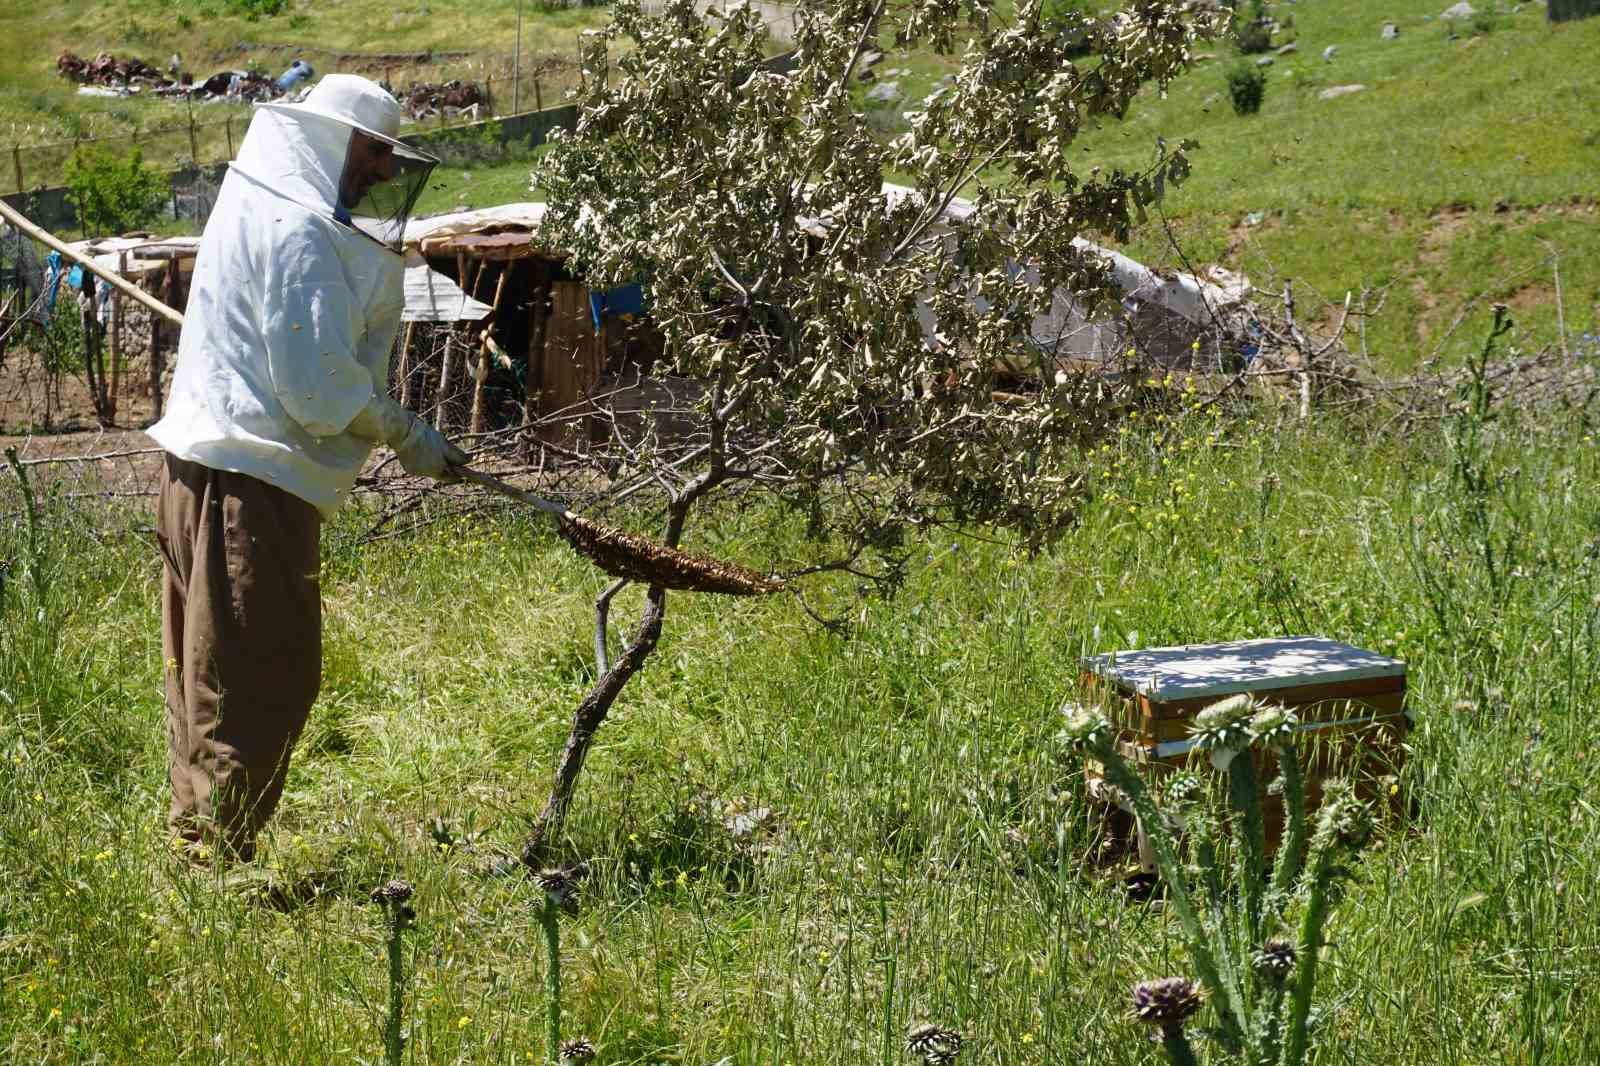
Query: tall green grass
4,369,1600,1061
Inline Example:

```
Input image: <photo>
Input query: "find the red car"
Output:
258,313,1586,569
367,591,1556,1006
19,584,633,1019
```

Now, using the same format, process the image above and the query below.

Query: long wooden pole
109,251,126,423
470,265,510,434
0,197,184,326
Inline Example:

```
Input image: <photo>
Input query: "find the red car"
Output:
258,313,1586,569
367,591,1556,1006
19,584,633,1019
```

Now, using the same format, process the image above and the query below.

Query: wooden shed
398,204,668,447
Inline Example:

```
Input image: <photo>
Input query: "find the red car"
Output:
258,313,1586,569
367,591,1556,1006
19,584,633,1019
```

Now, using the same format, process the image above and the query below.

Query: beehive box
1080,636,1410,864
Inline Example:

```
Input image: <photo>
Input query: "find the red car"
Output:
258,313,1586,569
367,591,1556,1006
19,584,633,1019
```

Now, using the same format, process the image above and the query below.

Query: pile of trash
398,79,483,120
57,51,166,86
55,50,312,103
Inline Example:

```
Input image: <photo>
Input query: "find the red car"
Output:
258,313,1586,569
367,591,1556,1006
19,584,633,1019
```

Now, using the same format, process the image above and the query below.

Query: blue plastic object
275,60,314,93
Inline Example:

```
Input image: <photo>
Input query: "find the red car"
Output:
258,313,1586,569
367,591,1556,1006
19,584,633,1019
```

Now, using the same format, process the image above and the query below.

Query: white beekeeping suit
150,74,457,515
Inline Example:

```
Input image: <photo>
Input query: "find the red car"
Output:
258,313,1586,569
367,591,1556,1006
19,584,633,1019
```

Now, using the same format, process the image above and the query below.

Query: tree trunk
521,585,667,865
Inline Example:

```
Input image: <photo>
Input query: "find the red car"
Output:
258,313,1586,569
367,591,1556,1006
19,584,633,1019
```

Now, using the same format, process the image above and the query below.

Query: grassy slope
0,0,606,183
4,396,1600,1062
860,0,1600,368
8,1,1597,367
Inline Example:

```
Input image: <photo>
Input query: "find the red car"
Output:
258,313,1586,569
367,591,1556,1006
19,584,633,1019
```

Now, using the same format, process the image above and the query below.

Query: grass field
5,363,1600,1061
5,5,1600,1061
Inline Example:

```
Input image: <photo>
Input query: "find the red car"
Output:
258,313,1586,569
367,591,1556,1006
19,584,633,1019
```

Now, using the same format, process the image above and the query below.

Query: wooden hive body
1080,637,1409,865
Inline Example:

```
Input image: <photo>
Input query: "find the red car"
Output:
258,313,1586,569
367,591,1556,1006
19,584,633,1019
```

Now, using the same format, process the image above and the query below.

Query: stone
1277,42,1298,55
1322,44,1339,61
1441,2,1476,18
865,81,903,103
1318,84,1367,100
1256,56,1275,67
1382,22,1400,38
861,50,884,68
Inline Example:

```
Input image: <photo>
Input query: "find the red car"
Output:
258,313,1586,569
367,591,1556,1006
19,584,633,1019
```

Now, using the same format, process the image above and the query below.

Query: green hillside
3,0,1597,366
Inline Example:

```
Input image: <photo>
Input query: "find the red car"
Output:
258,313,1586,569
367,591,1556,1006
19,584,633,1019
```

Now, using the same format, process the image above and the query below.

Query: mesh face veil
340,133,435,252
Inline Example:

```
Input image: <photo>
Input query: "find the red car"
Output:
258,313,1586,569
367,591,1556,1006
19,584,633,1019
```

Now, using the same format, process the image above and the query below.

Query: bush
63,145,167,237
1226,61,1267,116
1234,19,1273,53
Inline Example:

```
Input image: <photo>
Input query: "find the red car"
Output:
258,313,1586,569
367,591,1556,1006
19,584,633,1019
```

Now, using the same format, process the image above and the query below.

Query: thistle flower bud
370,879,414,905
905,1023,963,1063
1057,708,1113,752
1248,705,1297,745
1130,977,1204,1029
1254,938,1297,984
559,1038,597,1062
1192,694,1255,752
535,862,590,914
1163,771,1205,807
1318,782,1374,850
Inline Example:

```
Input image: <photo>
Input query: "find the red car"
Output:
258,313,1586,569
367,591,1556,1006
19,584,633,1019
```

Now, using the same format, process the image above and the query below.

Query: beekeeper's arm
261,236,466,478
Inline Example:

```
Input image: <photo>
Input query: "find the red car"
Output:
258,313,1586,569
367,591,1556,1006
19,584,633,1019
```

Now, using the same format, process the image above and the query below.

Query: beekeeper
147,74,464,863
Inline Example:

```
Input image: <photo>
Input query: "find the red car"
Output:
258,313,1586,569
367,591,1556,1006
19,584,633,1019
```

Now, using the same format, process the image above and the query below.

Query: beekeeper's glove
348,393,469,480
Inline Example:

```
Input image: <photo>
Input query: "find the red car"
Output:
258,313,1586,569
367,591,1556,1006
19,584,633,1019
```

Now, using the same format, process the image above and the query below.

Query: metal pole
512,0,523,113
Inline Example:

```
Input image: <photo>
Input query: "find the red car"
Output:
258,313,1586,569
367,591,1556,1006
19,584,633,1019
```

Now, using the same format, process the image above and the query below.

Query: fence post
109,251,125,424
187,100,198,165
486,75,493,118
11,145,21,193
534,75,542,113
225,116,234,159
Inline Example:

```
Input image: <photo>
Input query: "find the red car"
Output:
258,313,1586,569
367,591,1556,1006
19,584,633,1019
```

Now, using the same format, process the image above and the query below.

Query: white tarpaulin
880,182,1252,370
402,251,492,322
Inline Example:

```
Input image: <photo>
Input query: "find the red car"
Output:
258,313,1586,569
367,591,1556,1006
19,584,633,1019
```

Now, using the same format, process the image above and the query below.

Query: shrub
63,145,167,237
1226,61,1267,116
1234,19,1273,53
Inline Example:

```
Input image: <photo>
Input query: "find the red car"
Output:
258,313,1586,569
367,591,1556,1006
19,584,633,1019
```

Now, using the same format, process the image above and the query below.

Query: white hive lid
1081,636,1405,702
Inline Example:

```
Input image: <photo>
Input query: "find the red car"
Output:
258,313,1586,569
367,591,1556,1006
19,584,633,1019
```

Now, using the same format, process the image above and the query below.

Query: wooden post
436,250,470,429
224,116,234,159
108,251,126,424
154,257,179,421
533,75,542,113
187,99,199,165
11,145,21,194
397,320,417,408
81,282,106,425
524,270,552,428
512,0,523,113
470,264,511,433
485,75,493,119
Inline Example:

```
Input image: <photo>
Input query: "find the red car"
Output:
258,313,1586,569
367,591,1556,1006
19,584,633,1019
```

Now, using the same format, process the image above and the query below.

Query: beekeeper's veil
239,74,435,251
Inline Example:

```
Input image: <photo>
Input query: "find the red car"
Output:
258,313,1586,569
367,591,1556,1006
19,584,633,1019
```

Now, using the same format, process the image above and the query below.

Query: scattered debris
1276,43,1298,55
1382,22,1401,39
55,50,307,103
1318,84,1367,100
398,79,485,120
1322,44,1339,61
1441,2,1477,19
1256,56,1275,67
865,81,903,103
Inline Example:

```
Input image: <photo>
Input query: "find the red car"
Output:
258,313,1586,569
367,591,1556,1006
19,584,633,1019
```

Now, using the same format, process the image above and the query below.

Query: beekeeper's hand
348,393,469,481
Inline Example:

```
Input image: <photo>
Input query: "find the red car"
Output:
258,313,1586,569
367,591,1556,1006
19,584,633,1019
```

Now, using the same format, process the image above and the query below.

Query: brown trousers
156,454,322,861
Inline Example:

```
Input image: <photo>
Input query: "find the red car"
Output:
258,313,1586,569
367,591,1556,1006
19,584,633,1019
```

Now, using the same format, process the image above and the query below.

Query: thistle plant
370,879,417,1066
905,1022,963,1065
534,864,589,1066
1059,698,1374,1065
1131,978,1204,1066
